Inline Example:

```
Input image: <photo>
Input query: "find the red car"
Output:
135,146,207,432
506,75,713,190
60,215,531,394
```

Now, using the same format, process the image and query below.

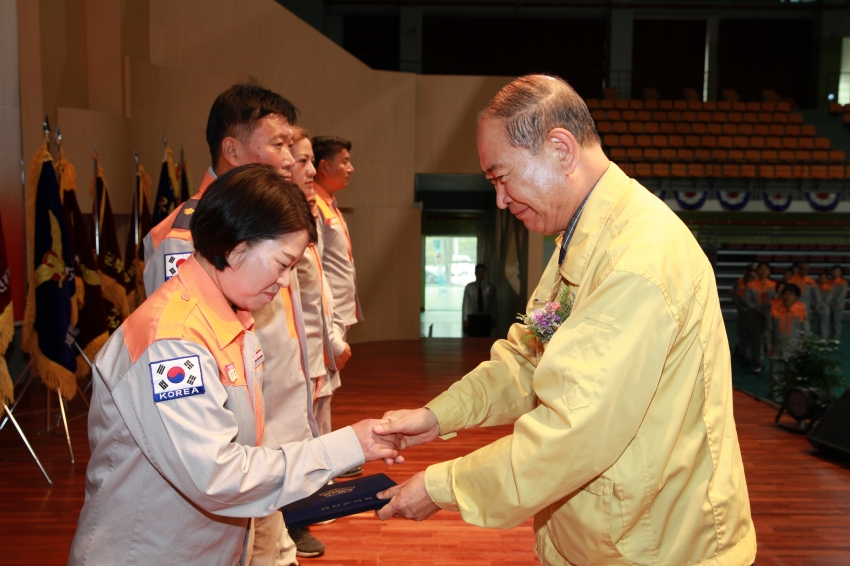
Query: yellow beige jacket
424,163,756,566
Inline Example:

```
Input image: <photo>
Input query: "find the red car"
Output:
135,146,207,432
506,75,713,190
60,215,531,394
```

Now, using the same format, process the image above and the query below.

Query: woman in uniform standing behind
68,164,400,566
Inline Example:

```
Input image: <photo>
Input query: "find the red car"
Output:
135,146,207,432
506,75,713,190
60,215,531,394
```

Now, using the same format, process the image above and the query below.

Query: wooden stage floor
1,338,849,565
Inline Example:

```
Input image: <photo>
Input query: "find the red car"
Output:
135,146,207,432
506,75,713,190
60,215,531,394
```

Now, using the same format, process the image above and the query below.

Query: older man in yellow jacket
375,75,756,566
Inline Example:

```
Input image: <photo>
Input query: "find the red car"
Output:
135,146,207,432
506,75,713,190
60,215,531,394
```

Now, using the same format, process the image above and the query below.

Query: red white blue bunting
763,191,792,212
673,190,709,211
716,190,751,211
805,192,841,213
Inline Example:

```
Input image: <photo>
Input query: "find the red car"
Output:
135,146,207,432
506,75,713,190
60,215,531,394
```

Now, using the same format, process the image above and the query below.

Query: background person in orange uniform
290,128,349,436
789,262,817,317
767,283,809,401
143,84,297,295
744,262,777,373
68,165,401,566
312,136,363,478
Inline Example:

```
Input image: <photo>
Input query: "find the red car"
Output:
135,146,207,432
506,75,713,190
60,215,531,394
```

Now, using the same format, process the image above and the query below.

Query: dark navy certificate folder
280,473,397,528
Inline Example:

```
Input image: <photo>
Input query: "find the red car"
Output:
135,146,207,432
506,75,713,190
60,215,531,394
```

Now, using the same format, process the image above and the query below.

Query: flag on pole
124,162,152,310
177,148,192,204
22,142,78,399
152,147,180,226
57,148,109,376
0,211,14,405
91,153,130,332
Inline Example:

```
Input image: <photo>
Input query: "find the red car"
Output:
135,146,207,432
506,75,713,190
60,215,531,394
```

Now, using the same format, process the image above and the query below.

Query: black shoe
288,526,325,558
337,465,363,478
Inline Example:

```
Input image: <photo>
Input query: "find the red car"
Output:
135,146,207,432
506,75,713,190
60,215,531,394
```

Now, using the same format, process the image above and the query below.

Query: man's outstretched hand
376,471,440,521
373,408,441,451
350,419,404,464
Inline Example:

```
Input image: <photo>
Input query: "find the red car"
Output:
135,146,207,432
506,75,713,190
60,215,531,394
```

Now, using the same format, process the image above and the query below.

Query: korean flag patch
164,252,193,280
150,354,205,403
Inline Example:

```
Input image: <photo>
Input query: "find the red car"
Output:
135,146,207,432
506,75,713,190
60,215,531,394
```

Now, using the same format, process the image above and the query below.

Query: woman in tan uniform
68,164,400,566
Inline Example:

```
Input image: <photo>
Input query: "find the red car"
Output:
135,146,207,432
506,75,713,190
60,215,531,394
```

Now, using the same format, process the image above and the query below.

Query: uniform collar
177,255,254,350
196,170,216,198
314,181,335,206
557,162,624,285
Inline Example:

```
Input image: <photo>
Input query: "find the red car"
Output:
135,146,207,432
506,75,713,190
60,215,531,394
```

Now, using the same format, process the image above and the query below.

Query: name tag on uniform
326,217,340,226
164,252,193,280
225,362,239,382
149,355,205,403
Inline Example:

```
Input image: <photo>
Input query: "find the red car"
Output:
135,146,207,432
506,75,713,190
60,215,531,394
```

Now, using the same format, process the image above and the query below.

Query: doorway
421,235,477,337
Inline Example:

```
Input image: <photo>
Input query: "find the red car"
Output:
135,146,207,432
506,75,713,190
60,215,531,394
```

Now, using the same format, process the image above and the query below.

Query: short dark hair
191,164,317,270
832,265,843,274
475,264,486,271
206,84,298,167
757,262,770,270
479,74,601,154
783,283,801,297
312,136,352,167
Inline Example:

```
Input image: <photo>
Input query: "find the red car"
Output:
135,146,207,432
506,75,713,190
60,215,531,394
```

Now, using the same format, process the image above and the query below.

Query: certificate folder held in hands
280,473,397,528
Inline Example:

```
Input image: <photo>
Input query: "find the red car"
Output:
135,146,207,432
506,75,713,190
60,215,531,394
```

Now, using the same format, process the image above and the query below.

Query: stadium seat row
609,147,845,164
586,99,792,112
598,120,812,136
598,122,815,137
602,134,833,151
619,162,850,179
596,122,812,137
591,109,802,124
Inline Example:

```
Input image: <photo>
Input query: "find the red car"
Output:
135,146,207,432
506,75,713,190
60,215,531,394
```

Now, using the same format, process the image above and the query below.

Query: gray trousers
832,307,845,342
313,394,333,436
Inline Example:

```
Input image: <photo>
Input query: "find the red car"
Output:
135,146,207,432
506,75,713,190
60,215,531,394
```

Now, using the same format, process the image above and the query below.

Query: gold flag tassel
0,299,13,405
22,141,77,400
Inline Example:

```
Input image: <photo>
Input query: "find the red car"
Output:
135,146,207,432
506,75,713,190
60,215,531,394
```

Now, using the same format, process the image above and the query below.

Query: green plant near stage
771,332,845,402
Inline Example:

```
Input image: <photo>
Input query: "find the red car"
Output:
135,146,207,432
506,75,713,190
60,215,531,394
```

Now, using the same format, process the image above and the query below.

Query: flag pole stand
3,404,52,485
73,342,93,409
57,387,74,464
0,360,33,430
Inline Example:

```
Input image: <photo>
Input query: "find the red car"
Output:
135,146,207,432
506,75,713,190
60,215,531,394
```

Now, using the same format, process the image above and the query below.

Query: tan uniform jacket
296,227,346,383
314,189,363,327
253,274,319,445
423,163,756,566
68,257,363,566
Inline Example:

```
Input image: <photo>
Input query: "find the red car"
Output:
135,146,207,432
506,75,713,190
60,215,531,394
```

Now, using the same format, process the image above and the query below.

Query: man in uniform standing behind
462,264,497,337
312,136,363,477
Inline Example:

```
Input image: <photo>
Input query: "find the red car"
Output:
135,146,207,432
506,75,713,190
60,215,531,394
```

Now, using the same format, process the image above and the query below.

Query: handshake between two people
348,408,443,522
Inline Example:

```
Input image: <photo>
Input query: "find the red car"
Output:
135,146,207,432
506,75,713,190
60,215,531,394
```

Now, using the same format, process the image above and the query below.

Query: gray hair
479,75,600,154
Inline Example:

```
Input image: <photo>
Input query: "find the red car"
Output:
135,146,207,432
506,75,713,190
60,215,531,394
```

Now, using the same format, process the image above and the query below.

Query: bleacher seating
588,99,849,180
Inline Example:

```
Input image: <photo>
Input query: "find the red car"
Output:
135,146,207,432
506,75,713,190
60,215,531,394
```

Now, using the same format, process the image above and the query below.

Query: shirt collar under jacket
557,185,596,266
176,254,255,351
558,162,624,286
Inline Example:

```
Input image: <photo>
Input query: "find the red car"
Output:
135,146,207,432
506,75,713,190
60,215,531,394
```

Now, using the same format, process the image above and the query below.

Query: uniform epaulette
155,288,199,341
123,278,198,363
